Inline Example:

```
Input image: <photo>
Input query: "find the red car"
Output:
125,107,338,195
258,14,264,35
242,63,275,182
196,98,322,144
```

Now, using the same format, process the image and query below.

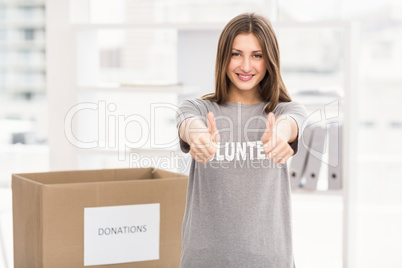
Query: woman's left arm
275,114,299,144
261,113,299,164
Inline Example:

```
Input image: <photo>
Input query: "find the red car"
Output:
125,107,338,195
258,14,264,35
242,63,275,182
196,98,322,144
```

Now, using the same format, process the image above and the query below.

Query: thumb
268,112,276,132
207,112,220,143
261,112,276,144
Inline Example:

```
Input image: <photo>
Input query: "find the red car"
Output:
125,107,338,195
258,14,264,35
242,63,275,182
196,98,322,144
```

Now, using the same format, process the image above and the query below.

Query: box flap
12,168,159,185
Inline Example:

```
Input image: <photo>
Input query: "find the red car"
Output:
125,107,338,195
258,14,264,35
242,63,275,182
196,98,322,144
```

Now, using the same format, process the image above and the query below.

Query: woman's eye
254,54,263,58
232,52,241,57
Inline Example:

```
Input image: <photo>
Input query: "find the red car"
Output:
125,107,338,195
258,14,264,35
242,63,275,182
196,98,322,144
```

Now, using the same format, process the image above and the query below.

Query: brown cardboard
12,168,188,268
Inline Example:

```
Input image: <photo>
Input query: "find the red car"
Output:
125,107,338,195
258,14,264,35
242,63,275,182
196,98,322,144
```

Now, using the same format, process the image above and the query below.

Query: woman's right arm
179,112,219,164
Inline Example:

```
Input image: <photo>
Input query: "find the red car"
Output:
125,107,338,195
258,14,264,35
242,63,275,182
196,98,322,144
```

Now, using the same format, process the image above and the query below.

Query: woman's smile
236,73,254,81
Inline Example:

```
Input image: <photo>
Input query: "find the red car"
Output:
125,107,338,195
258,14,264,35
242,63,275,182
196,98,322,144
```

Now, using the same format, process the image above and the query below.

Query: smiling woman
176,12,307,268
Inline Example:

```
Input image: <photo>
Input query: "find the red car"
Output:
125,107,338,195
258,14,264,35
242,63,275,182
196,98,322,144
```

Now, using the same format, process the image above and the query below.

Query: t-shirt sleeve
274,101,308,155
175,99,208,153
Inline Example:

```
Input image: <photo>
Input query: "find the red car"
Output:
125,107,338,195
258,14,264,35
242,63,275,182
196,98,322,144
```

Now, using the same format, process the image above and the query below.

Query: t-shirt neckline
223,101,267,109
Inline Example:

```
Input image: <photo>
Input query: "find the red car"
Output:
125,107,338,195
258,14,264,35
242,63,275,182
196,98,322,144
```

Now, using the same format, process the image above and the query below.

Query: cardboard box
12,168,188,268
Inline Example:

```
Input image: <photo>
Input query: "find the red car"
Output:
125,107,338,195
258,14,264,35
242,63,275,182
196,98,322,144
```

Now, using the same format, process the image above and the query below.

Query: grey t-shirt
176,98,307,268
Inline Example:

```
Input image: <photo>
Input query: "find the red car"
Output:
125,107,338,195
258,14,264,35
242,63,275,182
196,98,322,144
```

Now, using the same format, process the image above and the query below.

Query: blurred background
1,0,402,267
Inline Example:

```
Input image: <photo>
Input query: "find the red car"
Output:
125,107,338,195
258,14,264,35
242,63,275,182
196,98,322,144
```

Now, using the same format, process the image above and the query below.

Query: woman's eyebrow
232,48,263,53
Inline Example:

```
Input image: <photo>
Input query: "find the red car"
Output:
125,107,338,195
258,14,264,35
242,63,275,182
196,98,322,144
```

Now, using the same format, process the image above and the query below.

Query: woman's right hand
189,112,220,164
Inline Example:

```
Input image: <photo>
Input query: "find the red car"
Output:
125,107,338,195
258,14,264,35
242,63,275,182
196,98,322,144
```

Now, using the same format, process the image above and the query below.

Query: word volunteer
210,141,278,162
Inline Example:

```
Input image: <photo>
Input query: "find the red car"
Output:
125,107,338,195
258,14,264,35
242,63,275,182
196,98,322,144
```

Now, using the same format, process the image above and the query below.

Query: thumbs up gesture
261,112,294,165
189,112,220,164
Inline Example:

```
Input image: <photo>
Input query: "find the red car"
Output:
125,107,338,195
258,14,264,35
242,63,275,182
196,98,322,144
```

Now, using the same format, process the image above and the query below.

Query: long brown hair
202,13,292,113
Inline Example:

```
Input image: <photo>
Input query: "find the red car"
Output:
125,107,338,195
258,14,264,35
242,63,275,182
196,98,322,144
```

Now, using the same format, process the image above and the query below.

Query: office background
1,0,402,267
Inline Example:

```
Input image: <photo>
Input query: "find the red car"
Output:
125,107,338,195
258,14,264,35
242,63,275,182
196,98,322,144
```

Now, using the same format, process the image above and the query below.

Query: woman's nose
240,57,252,73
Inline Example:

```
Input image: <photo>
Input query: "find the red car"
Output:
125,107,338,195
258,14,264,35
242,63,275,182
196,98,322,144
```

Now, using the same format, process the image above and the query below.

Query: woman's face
226,33,266,95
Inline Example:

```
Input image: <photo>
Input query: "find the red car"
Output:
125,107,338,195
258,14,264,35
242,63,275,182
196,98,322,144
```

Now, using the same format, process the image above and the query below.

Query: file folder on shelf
328,124,342,189
289,125,312,189
303,125,327,190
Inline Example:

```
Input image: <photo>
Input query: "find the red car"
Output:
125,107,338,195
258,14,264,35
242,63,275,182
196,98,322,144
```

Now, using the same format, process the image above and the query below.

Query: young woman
176,13,307,268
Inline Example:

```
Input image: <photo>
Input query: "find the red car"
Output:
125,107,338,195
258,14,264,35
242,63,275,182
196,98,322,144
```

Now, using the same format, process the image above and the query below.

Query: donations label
84,203,160,266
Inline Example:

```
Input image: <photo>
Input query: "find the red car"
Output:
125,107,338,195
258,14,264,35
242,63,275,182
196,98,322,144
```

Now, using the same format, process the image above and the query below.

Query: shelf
72,22,225,31
358,154,402,163
0,143,48,154
283,71,343,84
273,20,354,29
0,42,45,50
0,21,45,29
292,188,344,196
71,21,354,31
77,83,198,94
77,147,181,155
0,86,46,92
0,65,45,72
0,1,45,7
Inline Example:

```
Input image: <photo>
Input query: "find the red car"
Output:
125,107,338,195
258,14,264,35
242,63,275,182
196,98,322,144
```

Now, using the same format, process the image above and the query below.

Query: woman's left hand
261,112,295,165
